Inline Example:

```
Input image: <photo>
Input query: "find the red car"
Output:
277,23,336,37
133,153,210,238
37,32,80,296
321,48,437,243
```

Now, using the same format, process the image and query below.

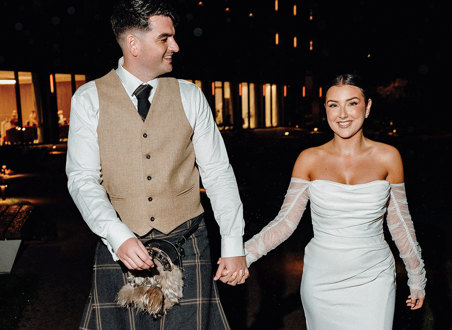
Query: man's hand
214,256,249,286
116,237,154,270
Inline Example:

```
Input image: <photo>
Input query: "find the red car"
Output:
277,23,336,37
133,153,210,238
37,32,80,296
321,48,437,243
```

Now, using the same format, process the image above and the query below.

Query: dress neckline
292,177,390,187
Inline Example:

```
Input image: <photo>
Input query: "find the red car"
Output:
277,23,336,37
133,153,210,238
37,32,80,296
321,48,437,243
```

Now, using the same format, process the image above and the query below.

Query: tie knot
133,84,152,100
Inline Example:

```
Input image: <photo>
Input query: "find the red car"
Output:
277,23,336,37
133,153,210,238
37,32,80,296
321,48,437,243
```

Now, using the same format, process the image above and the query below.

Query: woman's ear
365,98,372,118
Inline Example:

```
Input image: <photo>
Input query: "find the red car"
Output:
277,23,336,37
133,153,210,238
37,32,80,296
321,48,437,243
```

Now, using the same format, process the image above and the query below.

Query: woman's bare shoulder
292,143,329,179
368,140,404,182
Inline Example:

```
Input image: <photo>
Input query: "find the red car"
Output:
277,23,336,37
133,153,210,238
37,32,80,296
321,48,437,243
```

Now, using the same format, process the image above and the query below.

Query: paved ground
1,129,451,329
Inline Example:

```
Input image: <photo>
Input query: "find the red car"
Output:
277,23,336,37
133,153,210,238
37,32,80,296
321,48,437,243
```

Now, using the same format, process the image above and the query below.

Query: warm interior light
283,85,287,97
263,84,266,97
319,87,322,98
309,9,313,20
275,33,279,45
275,0,278,11
302,86,306,98
249,12,253,17
314,127,318,132
293,5,297,16
284,131,289,136
239,83,242,96
309,40,313,51
293,36,297,48
225,7,230,12
50,74,55,93
211,82,215,96
198,1,203,5
0,79,16,85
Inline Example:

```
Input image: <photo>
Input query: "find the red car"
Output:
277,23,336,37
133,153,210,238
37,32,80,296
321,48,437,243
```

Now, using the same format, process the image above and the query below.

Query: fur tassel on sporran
117,258,184,318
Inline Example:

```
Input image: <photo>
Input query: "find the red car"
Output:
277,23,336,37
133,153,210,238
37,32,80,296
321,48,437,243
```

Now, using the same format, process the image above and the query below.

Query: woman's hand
406,295,425,310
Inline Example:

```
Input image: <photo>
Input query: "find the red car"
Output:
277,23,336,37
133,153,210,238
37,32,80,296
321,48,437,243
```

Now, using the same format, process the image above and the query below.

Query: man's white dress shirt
66,58,245,260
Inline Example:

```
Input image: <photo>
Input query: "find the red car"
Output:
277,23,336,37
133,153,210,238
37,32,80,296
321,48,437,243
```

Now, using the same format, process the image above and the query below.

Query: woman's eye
348,102,357,106
328,104,337,108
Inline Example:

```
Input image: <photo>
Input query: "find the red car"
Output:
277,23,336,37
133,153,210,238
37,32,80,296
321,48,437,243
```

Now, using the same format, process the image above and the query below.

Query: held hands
406,295,425,310
214,256,249,286
116,237,154,270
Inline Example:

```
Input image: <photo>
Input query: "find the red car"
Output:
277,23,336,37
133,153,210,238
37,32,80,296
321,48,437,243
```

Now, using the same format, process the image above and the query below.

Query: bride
242,73,426,329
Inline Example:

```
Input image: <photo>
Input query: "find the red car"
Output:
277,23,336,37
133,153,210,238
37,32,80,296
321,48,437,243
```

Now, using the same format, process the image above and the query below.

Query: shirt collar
115,57,158,97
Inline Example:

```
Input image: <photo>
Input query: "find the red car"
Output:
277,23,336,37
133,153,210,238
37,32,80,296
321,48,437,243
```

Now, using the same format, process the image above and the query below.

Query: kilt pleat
79,214,230,330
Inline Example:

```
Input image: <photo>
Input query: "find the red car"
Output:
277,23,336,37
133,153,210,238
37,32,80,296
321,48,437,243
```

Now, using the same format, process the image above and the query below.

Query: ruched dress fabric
245,178,426,330
302,180,395,330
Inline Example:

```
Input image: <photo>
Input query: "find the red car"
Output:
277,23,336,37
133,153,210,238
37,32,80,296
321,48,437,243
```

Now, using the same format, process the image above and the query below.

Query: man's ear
124,33,139,57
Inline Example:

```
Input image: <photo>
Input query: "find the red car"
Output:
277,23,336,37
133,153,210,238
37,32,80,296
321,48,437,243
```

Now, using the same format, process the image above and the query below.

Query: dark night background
1,0,451,133
1,1,452,329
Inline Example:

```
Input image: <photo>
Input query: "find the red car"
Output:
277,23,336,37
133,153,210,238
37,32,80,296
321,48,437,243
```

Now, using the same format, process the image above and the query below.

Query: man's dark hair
111,0,178,40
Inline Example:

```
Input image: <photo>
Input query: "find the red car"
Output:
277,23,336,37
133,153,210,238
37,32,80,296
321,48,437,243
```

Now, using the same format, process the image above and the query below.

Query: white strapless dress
301,180,395,330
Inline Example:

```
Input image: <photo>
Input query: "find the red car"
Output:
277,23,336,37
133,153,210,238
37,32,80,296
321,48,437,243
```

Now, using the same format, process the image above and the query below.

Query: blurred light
389,121,393,126
314,127,318,132
302,86,306,98
52,145,57,149
393,129,397,133
295,125,299,128
198,1,203,6
239,83,242,96
263,84,266,97
319,87,322,98
283,85,287,97
309,9,313,20
0,80,16,85
367,54,371,58
249,12,254,17
293,5,297,16
275,0,278,11
211,82,215,96
225,7,230,12
275,33,279,45
50,74,55,93
284,131,290,136
293,36,297,48
309,40,313,51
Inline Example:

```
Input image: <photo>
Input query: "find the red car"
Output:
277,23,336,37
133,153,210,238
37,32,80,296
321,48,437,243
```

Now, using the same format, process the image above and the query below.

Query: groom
66,0,248,328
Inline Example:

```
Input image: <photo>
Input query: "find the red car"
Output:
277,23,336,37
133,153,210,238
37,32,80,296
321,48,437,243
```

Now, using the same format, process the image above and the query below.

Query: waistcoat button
150,217,155,222
146,154,151,159
147,176,152,180
143,133,148,138
148,197,153,201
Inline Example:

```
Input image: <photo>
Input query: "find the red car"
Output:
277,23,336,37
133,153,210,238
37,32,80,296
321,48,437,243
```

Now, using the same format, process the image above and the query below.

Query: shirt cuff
221,236,245,257
105,221,136,256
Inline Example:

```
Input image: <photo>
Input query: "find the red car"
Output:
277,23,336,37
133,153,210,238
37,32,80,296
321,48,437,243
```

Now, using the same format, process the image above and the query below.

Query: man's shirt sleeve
66,82,135,259
186,83,245,257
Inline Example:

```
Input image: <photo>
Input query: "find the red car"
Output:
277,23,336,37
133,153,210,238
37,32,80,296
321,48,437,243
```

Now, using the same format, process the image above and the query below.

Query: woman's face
324,85,371,139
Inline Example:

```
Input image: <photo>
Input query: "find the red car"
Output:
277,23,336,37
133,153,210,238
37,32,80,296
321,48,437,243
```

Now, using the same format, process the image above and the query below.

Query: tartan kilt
79,214,230,330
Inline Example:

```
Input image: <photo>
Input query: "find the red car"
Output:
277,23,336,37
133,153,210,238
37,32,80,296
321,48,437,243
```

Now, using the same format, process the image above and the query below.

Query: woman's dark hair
325,73,369,101
111,0,178,40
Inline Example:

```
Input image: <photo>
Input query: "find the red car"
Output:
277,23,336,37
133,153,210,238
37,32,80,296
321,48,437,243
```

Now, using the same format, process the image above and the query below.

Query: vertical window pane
264,83,272,127
214,81,223,127
19,71,40,143
194,80,202,89
223,81,233,129
0,71,18,145
249,83,256,129
75,74,86,90
55,73,71,141
272,84,278,127
241,82,249,129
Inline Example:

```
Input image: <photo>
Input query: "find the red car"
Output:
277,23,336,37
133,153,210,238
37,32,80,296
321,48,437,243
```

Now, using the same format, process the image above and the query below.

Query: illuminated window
75,74,86,90
275,0,278,11
194,80,202,89
275,33,279,45
0,71,18,145
293,5,297,16
214,81,223,126
293,36,298,48
309,40,313,51
241,82,256,129
264,83,279,127
55,74,72,132
19,72,41,143
214,81,233,129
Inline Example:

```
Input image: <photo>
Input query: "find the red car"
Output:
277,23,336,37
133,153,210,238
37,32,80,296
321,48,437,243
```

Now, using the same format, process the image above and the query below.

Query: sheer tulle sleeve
387,183,426,299
244,178,310,267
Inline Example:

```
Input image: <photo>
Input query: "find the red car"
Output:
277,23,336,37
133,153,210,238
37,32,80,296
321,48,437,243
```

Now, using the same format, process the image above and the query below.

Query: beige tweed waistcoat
96,70,203,236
